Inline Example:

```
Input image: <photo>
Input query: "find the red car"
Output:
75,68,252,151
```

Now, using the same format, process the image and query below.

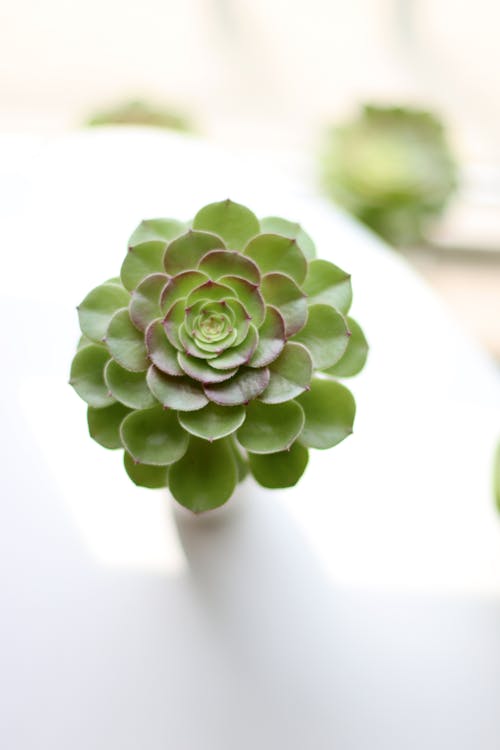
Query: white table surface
1,129,500,749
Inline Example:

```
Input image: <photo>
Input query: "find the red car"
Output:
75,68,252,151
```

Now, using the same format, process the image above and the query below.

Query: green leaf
260,273,307,337
260,342,312,404
120,241,167,291
77,334,94,350
160,270,209,315
164,299,189,351
229,437,249,481
105,308,149,372
129,273,168,331
169,436,238,512
128,218,185,247
70,345,115,408
120,406,188,465
87,402,131,449
324,317,368,377
297,378,355,449
104,359,157,409
145,318,184,376
178,402,245,441
244,234,307,285
219,275,265,327
198,249,260,284
248,305,285,368
237,400,305,454
209,325,258,369
204,367,270,406
164,231,224,275
193,199,260,250
123,451,169,489
147,366,208,411
179,321,235,358
177,352,237,383
77,282,130,342
185,280,234,307
249,441,309,488
292,304,350,369
303,259,352,314
260,216,316,260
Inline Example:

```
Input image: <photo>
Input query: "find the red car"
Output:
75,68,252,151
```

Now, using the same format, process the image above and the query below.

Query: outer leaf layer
120,406,188,465
324,317,368,377
292,304,350,370
237,400,304,454
87,403,131,449
70,345,115,408
249,441,309,488
169,437,238,512
297,378,355,449
78,282,130,342
123,452,168,488
178,403,245,441
193,199,260,250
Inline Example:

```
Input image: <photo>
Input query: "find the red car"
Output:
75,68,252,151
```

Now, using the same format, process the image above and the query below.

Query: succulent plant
70,200,368,512
87,99,191,132
321,104,457,246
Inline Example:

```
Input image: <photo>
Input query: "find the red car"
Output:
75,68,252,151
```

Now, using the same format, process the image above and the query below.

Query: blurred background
2,0,499,358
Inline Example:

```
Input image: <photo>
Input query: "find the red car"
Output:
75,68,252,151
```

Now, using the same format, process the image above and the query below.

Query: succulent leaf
78,282,130,342
292,304,350,369
259,342,312,404
198,249,260,284
193,199,260,250
145,318,184,376
106,308,149,372
248,441,309,488
244,234,307,285
219,276,265,327
104,359,158,409
147,366,209,411
177,351,237,383
260,272,307,337
237,400,305,454
260,216,316,260
248,305,286,368
169,437,238,512
120,406,188,465
204,367,270,406
70,344,115,408
178,402,245,441
128,218,185,247
87,402,131,449
303,259,352,314
297,378,355,449
124,451,169,489
324,317,368,377
164,231,224,275
121,241,167,291
129,273,168,331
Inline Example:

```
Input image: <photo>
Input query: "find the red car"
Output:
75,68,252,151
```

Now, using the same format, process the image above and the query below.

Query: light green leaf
145,318,184,375
129,273,168,331
209,325,258,370
292,304,350,369
123,451,169,489
160,270,209,315
237,400,304,454
169,436,238,512
177,352,237,383
249,441,309,488
77,282,130,342
164,231,224,275
297,378,355,449
303,259,352,314
104,359,157,409
147,366,208,411
219,275,265,327
260,342,312,404
198,249,260,284
120,241,167,291
120,406,188,465
324,317,368,377
178,402,245,441
229,437,249,481
70,345,115,408
260,216,316,260
204,367,270,406
193,199,260,250
77,334,94,350
105,308,149,372
260,272,307,337
244,234,307,285
185,280,234,307
87,402,131,449
248,305,285,368
128,217,185,247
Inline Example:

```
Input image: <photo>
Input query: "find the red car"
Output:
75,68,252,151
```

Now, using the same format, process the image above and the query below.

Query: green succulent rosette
70,200,368,512
321,104,457,246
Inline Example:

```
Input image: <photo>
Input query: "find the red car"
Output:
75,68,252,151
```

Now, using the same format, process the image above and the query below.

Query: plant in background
87,99,192,133
320,104,457,246
70,200,368,512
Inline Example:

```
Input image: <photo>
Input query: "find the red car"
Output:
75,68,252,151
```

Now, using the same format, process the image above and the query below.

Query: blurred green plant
87,99,192,132
70,200,368,512
320,104,458,246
